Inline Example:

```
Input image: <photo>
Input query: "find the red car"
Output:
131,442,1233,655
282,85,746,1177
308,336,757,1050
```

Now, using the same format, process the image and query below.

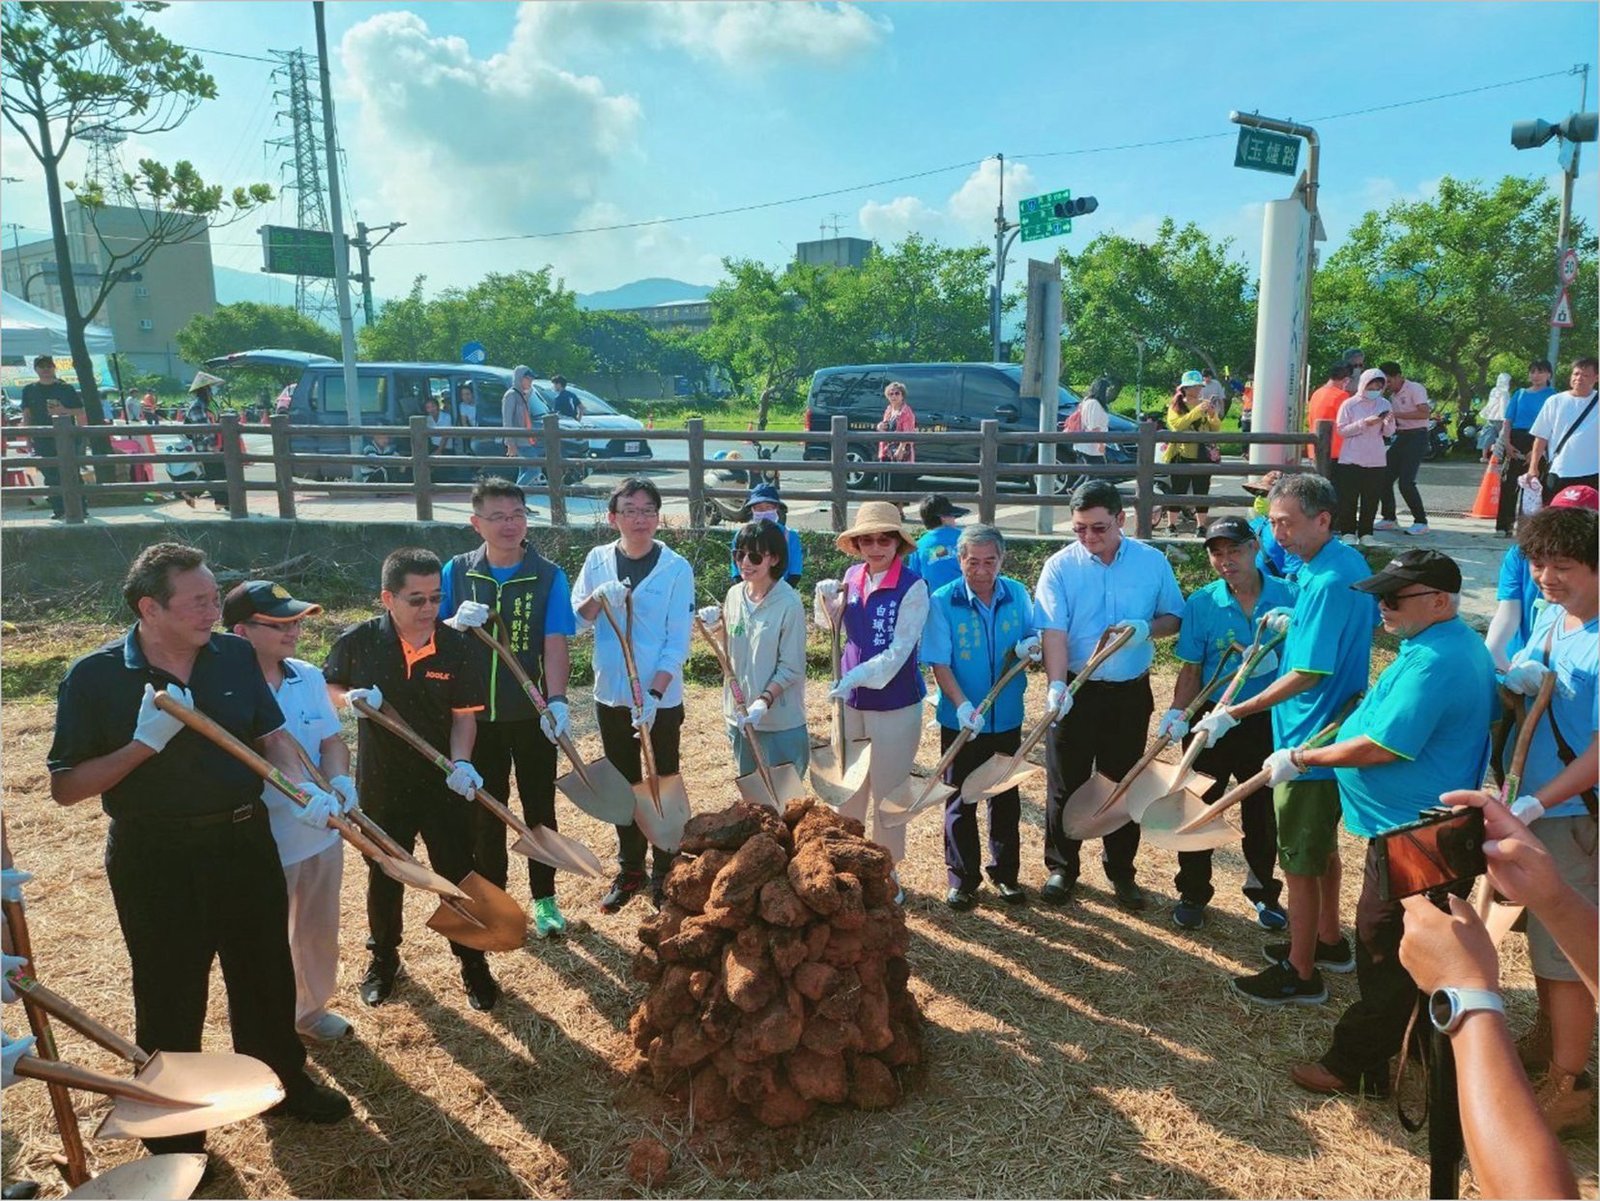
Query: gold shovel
65,1155,208,1201
878,653,1035,827
469,620,637,825
1473,672,1558,944
808,580,873,807
4,971,284,1142
596,591,692,853
961,625,1138,802
693,615,807,812
352,698,607,881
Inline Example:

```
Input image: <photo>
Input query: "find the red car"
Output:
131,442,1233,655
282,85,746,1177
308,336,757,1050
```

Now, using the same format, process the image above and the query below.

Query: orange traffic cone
1470,458,1500,519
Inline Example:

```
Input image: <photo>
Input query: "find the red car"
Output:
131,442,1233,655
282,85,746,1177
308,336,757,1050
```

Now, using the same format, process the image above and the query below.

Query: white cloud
857,195,941,242
854,157,1038,248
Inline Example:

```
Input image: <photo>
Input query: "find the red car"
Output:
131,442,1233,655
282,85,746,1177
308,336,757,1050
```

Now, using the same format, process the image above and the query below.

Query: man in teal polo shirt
1193,473,1376,1004
1266,549,1497,1096
921,524,1038,910
1165,516,1297,932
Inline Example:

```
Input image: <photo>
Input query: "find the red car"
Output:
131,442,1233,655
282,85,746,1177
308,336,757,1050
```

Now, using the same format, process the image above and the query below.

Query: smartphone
1375,807,1487,902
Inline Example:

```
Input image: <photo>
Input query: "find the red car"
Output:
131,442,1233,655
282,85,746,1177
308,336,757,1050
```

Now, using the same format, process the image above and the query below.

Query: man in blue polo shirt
1164,516,1296,933
921,525,1039,910
911,494,969,593
1195,473,1376,1005
1269,549,1496,1097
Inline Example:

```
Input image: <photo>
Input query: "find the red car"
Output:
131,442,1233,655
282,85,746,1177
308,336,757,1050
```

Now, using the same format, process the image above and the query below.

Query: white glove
1,954,29,1004
445,760,483,799
446,600,491,631
590,580,629,612
539,699,570,744
2,1032,36,1089
1264,748,1303,786
134,683,191,752
291,784,341,830
1115,619,1150,650
1046,680,1074,723
328,774,359,815
814,580,842,606
632,693,660,732
1502,658,1551,697
828,669,866,702
697,605,722,628
957,701,986,734
740,696,769,728
345,685,383,714
1156,709,1189,741
1192,707,1239,744
1510,794,1547,824
1263,607,1293,635
1013,635,1043,664
0,869,32,905
1249,649,1280,678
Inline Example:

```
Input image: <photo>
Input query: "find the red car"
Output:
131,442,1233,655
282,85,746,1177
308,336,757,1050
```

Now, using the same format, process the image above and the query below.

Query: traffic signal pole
1549,65,1588,367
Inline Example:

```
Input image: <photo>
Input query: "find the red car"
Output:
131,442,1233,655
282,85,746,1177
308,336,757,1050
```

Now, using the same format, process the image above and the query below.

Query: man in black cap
1266,549,1497,1096
912,494,970,593
20,354,84,519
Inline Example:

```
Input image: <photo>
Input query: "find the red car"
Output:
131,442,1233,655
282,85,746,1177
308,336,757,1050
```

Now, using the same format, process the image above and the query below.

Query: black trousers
1043,675,1153,883
596,701,682,878
1381,428,1428,524
363,785,485,967
1330,461,1353,533
1321,840,1471,1088
1495,428,1535,533
940,725,1022,891
470,718,558,901
1335,464,1386,537
1174,708,1281,907
106,806,307,1153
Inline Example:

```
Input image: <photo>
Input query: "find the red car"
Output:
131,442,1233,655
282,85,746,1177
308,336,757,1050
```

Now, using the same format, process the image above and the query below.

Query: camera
1375,807,1487,902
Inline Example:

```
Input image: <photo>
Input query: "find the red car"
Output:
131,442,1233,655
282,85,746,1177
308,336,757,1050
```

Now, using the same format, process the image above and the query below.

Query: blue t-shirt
728,521,804,583
912,526,963,594
922,576,1036,732
1250,513,1303,581
1273,538,1377,776
1509,604,1599,819
1173,573,1298,705
1495,544,1544,663
440,558,577,637
1505,385,1556,432
1335,618,1497,838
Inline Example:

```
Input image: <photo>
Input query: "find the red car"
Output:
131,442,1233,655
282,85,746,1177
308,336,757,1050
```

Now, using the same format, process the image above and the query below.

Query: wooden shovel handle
6,971,148,1067
471,619,550,714
153,693,317,813
917,653,1036,806
596,592,662,801
15,1055,191,1109
1503,672,1558,799
694,615,781,800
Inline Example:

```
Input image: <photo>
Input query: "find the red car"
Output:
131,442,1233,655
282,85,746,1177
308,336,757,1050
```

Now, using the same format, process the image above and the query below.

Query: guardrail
2,413,1333,540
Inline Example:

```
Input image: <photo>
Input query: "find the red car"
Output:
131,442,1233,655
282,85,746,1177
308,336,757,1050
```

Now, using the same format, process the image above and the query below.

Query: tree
577,311,658,377
833,235,995,364
1312,175,1597,408
176,302,340,364
1,1,273,424
1056,220,1257,391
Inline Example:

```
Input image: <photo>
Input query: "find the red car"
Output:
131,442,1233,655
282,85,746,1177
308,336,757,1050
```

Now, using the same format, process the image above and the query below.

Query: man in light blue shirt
922,525,1038,910
1033,481,1183,910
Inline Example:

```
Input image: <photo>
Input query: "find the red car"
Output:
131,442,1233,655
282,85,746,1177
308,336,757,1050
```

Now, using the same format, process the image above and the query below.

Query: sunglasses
397,592,444,608
856,533,900,547
1072,522,1115,537
734,548,770,563
1377,587,1440,609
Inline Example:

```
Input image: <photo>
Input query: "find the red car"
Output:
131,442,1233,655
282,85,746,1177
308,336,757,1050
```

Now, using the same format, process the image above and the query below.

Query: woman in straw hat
183,370,228,508
814,501,928,897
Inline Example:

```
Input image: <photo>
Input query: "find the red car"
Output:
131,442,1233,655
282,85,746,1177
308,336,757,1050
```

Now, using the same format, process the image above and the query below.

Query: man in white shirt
1524,357,1599,502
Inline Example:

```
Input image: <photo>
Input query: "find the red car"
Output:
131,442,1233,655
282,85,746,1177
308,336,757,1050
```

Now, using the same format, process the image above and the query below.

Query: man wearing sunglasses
1261,549,1495,1100
225,580,354,1044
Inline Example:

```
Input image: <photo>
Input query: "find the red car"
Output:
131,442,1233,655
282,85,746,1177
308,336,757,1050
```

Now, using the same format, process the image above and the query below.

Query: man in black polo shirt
20,354,84,520
47,543,352,1156
323,547,499,1011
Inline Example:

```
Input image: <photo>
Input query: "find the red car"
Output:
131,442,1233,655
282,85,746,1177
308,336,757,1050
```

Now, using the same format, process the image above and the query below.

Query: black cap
223,580,323,627
1201,515,1255,545
919,494,970,529
1352,548,1462,596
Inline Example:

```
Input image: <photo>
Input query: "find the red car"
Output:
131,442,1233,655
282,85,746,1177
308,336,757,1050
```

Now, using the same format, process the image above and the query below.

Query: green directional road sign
260,224,336,278
1019,188,1074,242
1234,127,1301,176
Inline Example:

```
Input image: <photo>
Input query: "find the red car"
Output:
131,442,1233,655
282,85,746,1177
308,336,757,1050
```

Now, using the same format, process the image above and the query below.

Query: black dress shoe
996,882,1027,905
460,957,499,1012
600,871,646,914
358,957,398,1007
269,1081,353,1124
1111,878,1147,912
1039,872,1075,905
945,887,978,911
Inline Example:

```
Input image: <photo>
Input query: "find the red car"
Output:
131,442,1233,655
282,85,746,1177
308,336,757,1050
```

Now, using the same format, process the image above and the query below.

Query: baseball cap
1551,484,1599,512
1202,515,1254,545
1351,548,1462,596
919,494,971,528
1180,369,1205,388
223,580,323,627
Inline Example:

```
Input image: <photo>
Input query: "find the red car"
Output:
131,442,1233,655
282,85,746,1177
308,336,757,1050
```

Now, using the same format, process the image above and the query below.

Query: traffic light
1511,111,1598,150
1051,196,1099,219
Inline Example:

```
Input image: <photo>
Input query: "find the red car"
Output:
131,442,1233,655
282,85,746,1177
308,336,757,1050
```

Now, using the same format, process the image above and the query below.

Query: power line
177,43,281,66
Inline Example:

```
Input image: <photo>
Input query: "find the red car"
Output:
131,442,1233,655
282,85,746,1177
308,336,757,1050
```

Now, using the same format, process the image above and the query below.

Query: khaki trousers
837,701,923,865
282,841,344,1031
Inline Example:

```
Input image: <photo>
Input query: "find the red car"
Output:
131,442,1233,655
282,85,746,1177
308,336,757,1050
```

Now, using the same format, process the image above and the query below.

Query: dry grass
2,674,1595,1200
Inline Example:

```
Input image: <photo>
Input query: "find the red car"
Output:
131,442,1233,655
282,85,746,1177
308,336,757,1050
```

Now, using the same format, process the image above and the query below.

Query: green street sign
260,225,336,278
1018,188,1074,242
1234,128,1300,176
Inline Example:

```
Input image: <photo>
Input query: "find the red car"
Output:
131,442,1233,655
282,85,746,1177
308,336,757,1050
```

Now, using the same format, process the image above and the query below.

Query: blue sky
3,2,1595,301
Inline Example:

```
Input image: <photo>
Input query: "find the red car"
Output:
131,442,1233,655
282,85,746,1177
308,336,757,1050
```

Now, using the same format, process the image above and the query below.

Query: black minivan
801,362,1135,490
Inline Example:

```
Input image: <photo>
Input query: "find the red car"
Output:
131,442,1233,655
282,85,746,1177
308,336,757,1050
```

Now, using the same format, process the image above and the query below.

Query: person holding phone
1158,370,1222,533
1333,368,1395,544
1257,549,1496,1100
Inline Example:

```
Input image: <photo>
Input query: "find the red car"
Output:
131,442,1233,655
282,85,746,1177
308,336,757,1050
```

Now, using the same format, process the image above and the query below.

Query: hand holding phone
1376,807,1487,902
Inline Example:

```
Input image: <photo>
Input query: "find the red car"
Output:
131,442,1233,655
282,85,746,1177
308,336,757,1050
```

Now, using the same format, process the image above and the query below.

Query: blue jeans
514,444,542,487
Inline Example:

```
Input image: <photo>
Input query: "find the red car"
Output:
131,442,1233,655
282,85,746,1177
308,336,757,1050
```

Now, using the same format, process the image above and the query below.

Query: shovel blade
95,1052,284,1141
556,756,638,825
426,872,528,952
765,761,809,807
878,779,957,829
376,852,471,901
511,829,608,881
734,771,781,812
961,753,1042,801
631,775,691,854
1122,762,1214,822
1061,774,1129,840
1138,791,1242,852
67,1153,209,1201
808,739,872,808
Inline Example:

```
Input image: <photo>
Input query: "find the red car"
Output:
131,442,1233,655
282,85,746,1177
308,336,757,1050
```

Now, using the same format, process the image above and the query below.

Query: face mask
752,509,778,522
1366,387,1384,397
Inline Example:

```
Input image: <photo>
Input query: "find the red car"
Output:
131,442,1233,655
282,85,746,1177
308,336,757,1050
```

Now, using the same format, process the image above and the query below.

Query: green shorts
1273,778,1342,875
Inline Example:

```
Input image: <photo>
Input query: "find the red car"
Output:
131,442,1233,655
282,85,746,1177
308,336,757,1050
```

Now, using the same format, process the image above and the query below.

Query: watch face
1429,989,1455,1030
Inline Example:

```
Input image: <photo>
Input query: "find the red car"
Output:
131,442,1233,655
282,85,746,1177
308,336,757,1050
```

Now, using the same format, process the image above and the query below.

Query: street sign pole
1549,64,1588,366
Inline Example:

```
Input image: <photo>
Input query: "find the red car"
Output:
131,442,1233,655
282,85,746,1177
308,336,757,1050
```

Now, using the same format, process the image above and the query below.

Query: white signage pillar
1249,197,1311,469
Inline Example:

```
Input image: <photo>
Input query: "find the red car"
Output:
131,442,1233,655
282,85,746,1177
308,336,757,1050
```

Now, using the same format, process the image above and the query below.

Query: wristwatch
1428,987,1504,1034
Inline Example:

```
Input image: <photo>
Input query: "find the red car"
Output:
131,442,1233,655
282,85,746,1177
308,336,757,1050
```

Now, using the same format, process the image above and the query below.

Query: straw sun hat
836,500,917,556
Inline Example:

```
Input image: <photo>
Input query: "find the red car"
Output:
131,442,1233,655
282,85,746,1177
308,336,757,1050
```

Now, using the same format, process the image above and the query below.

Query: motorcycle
1424,413,1476,461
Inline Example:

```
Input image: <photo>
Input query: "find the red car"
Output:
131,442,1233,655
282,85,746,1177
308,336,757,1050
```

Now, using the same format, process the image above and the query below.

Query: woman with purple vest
814,502,928,896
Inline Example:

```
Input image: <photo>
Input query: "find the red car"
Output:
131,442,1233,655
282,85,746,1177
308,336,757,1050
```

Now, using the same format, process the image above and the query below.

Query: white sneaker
1341,533,1359,545
1373,519,1399,531
1404,523,1429,535
299,1012,352,1042
1359,535,1378,547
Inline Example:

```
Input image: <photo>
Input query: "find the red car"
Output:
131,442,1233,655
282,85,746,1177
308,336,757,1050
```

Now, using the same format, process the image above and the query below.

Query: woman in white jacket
573,478,694,912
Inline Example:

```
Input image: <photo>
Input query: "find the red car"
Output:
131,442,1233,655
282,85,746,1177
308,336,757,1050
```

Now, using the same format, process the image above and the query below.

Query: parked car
531,381,652,462
801,362,1136,491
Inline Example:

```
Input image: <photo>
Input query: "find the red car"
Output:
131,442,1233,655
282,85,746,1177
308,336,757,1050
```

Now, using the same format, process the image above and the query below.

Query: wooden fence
2,413,1334,541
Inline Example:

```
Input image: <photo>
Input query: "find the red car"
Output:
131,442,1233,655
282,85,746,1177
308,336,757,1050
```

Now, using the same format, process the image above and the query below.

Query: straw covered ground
2,676,1595,1200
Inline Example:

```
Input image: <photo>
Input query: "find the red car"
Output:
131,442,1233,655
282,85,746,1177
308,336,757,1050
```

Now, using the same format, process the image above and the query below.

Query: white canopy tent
1,289,116,357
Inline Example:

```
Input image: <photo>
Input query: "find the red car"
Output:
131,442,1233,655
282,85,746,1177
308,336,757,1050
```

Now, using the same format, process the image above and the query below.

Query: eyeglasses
1377,588,1440,609
734,549,769,563
399,592,443,608
616,506,659,519
477,511,526,526
248,619,304,631
1072,522,1115,537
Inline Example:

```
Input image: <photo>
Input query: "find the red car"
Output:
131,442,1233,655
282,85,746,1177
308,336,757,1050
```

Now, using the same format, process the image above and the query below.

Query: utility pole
991,154,1024,362
350,220,405,325
314,1,360,439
